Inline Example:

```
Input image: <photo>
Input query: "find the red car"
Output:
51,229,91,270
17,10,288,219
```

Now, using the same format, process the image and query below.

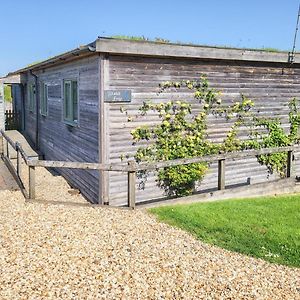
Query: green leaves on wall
121,76,300,196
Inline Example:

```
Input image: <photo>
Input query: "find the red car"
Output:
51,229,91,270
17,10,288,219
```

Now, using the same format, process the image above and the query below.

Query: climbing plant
130,78,219,196
243,97,300,177
127,77,253,196
122,77,300,197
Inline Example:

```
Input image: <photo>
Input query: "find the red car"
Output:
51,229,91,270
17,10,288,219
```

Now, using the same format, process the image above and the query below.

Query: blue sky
1,0,299,76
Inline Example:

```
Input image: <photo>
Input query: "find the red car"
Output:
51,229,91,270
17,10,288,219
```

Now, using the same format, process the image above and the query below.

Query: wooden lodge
5,37,300,206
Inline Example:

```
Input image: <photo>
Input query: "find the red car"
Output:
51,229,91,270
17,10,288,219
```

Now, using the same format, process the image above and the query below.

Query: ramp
3,130,38,159
0,130,39,196
0,159,19,190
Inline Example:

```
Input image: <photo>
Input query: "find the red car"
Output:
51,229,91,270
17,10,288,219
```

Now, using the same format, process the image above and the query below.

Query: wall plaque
104,90,131,102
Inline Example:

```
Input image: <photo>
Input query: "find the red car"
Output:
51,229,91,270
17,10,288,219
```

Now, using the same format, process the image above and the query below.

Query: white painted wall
0,82,5,130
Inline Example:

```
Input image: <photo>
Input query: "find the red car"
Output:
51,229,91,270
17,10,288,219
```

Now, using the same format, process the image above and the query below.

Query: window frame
40,82,48,116
28,83,36,113
63,79,79,126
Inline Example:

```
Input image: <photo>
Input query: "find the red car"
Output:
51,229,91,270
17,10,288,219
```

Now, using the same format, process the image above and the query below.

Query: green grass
149,195,300,267
260,47,280,52
4,85,12,102
111,35,170,43
109,36,286,52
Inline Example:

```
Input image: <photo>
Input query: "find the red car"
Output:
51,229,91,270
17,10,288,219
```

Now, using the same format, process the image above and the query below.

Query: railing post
6,140,9,158
218,158,225,190
128,161,136,209
286,150,293,178
16,143,21,177
29,166,36,199
0,134,3,156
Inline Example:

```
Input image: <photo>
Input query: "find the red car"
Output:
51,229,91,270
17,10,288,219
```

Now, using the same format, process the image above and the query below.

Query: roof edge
7,37,300,77
96,37,298,64
8,41,97,76
0,74,21,84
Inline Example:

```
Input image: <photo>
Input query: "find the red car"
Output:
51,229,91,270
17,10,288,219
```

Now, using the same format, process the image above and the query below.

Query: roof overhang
0,74,22,84
7,37,300,77
7,42,97,76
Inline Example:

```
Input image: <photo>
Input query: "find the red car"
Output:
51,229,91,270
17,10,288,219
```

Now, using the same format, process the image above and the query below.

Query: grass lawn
149,194,300,268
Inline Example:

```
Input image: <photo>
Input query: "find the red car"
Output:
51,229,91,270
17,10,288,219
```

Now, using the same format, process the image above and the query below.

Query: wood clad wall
11,85,23,130
24,73,36,143
23,55,100,202
106,55,300,206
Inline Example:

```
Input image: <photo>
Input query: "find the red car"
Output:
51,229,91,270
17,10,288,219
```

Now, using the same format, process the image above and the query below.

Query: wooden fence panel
5,110,19,130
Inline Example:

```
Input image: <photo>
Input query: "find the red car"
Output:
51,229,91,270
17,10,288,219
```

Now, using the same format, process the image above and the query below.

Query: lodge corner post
98,53,109,205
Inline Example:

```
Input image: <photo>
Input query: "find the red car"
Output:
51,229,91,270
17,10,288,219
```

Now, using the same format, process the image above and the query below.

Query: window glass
63,80,78,125
29,84,35,112
40,83,48,116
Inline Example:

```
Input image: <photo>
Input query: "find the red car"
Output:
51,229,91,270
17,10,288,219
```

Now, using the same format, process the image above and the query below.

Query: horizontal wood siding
23,56,99,202
106,55,300,206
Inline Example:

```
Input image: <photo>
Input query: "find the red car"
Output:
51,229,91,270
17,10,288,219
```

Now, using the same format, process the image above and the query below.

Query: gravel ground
0,166,299,299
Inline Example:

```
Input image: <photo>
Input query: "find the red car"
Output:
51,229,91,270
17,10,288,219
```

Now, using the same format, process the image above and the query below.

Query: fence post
29,166,36,199
128,161,136,209
218,159,225,190
286,150,293,178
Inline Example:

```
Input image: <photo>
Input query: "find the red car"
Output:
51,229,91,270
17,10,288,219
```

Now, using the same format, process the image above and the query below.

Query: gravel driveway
0,166,299,299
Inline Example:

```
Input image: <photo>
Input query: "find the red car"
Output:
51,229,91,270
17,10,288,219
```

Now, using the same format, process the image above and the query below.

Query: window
40,82,48,116
28,84,35,112
63,80,78,125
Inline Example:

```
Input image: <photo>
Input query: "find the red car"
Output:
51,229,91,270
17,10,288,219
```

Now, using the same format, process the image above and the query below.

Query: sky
1,0,300,76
